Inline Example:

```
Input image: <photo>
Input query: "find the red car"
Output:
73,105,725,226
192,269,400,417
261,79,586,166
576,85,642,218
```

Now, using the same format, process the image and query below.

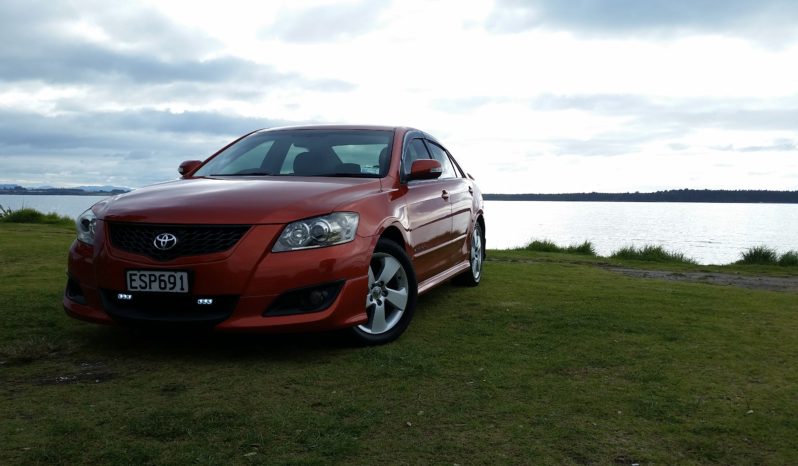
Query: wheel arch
379,224,407,253
476,214,485,237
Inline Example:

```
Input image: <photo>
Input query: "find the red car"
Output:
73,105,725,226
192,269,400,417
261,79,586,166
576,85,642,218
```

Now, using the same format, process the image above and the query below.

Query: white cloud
0,0,796,192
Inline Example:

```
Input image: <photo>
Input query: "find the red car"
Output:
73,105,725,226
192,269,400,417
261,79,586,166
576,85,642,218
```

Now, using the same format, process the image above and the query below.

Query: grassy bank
522,238,798,267
738,245,798,266
2,223,798,465
0,206,74,227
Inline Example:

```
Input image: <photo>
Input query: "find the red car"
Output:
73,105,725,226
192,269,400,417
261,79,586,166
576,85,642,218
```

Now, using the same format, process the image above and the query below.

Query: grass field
2,223,798,465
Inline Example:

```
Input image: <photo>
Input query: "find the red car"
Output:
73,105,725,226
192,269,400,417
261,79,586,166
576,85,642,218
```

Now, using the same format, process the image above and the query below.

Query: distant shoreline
484,189,798,204
0,192,120,196
0,189,128,196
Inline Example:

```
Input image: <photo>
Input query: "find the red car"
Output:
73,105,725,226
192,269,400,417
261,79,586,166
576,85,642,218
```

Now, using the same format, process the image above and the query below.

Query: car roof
257,124,412,132
252,125,443,146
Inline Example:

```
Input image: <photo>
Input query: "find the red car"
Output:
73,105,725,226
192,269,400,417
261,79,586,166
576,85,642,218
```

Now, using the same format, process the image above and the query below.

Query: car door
426,141,474,260
401,137,454,283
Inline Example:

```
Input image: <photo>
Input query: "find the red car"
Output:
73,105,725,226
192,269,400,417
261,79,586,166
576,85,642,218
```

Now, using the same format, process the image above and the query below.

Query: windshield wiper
210,172,275,176
319,173,379,178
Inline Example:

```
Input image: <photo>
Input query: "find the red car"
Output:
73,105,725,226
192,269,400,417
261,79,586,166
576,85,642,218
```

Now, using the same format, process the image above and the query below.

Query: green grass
738,247,798,267
2,223,798,464
0,207,74,227
738,245,779,265
737,246,798,267
779,251,798,266
610,245,697,264
521,239,798,268
521,240,695,264
523,239,597,256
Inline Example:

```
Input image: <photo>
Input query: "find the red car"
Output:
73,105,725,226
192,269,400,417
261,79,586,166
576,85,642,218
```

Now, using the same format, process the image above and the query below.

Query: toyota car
64,125,485,344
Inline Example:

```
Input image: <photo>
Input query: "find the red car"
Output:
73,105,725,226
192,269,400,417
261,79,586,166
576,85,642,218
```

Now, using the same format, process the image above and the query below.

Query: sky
1,0,797,193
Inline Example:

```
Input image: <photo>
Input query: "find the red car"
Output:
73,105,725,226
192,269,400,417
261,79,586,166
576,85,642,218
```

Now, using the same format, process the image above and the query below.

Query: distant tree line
484,189,798,203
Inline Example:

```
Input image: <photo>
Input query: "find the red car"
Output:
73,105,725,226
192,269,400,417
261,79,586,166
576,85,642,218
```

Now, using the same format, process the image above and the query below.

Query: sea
2,194,796,265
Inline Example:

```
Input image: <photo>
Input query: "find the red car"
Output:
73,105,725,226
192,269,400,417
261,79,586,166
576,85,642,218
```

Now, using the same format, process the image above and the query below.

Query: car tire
349,238,418,345
455,221,484,287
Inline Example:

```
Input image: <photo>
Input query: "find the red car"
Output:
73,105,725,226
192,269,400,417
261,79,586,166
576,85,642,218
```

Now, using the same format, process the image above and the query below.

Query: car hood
96,177,382,224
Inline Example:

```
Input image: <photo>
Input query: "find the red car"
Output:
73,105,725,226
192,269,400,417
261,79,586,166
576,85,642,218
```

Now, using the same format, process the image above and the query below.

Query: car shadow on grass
5,285,453,391
79,325,350,359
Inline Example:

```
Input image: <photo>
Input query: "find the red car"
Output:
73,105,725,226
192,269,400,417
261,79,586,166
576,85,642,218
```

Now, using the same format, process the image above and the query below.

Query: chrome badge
153,233,178,251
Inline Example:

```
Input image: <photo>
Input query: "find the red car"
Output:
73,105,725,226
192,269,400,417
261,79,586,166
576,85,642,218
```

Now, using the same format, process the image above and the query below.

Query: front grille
108,223,250,261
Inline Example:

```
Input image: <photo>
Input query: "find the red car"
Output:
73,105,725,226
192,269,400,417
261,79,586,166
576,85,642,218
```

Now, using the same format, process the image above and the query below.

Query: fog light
197,298,214,305
309,290,326,307
264,281,343,316
66,277,87,305
117,293,133,301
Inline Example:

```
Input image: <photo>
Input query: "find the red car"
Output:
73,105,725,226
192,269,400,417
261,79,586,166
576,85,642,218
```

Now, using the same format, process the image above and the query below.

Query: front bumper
63,223,373,332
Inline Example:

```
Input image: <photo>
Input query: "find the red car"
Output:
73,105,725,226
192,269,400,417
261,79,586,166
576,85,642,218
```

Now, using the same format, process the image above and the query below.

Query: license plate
126,270,189,293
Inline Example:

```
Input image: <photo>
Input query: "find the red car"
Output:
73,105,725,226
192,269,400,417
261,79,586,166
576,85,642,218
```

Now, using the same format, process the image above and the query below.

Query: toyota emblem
153,233,178,251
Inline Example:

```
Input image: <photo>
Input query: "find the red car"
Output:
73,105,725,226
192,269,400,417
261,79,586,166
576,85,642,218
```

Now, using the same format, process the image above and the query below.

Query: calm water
2,195,796,265
486,200,798,265
0,195,106,219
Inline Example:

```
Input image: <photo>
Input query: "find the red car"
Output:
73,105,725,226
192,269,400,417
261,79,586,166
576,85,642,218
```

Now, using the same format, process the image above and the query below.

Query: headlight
76,209,97,245
273,212,359,252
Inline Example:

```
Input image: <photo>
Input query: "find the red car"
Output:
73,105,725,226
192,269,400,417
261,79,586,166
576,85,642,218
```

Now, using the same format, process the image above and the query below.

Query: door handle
468,186,474,196
441,190,450,200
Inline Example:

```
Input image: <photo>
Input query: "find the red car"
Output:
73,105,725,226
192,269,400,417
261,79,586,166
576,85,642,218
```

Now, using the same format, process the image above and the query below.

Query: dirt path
604,267,798,293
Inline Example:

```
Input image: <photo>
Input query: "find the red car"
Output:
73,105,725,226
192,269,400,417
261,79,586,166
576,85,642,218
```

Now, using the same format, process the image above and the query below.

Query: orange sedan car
64,125,485,344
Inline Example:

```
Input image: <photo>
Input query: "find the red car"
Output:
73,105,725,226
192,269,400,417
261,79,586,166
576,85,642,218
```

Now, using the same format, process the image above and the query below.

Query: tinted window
198,139,275,176
426,141,457,179
279,144,311,174
403,138,431,176
449,154,467,178
194,130,393,178
331,144,386,176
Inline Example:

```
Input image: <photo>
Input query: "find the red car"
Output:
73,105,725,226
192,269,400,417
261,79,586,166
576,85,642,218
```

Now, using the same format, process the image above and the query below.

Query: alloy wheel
471,224,483,280
358,252,409,335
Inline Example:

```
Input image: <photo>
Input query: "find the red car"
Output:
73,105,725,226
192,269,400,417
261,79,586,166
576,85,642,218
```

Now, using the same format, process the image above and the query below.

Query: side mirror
408,159,443,181
178,160,202,176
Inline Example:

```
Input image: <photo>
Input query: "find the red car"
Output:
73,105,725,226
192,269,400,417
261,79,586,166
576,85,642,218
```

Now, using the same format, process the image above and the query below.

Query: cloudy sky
1,0,797,193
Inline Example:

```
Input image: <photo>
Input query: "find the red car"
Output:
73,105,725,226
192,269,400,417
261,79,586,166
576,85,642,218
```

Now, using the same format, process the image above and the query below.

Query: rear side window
426,141,457,179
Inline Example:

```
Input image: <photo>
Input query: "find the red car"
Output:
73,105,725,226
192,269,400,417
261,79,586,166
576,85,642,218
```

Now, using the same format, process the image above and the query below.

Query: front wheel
455,221,484,287
349,238,418,345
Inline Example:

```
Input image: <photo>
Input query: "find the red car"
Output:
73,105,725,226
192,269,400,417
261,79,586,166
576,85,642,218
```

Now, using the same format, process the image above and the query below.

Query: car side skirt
417,260,470,295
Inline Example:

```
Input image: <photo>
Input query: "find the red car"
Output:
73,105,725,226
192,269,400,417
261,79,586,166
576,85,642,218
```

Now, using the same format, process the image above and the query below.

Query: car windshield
194,129,394,178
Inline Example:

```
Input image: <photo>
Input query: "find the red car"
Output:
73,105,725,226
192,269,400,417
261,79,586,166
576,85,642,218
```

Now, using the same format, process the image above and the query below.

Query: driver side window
403,138,431,177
